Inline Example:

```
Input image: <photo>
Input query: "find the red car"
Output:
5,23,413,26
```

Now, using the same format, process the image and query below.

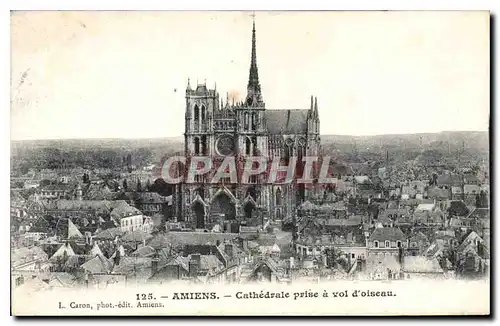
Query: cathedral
172,19,322,231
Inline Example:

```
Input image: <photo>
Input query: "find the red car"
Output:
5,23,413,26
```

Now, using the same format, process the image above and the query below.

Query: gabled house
401,256,445,280
407,231,430,256
413,203,445,225
245,258,284,283
368,226,407,257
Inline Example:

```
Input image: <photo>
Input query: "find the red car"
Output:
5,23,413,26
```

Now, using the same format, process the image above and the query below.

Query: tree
324,248,350,272
447,201,469,217
82,173,91,183
476,190,488,208
114,248,121,266
123,179,128,191
430,173,438,186
39,179,52,187
145,179,151,192
150,178,174,197
136,180,142,192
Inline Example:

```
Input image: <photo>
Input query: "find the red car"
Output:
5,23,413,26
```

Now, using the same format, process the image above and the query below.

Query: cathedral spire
246,13,264,107
314,97,318,117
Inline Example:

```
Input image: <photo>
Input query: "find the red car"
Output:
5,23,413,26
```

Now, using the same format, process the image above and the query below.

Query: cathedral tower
236,16,268,159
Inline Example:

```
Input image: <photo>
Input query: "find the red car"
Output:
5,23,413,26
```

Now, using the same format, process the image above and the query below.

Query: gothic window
244,112,249,130
246,186,257,199
196,187,204,200
251,112,257,130
275,188,282,206
385,241,390,248
201,136,207,155
194,105,200,121
298,145,305,159
284,144,292,161
201,105,206,122
246,138,251,155
194,137,200,155
252,137,258,155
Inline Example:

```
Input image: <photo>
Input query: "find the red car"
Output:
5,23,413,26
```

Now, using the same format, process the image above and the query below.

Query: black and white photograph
9,10,490,316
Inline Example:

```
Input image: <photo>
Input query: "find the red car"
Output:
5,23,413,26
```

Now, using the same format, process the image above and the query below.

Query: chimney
289,257,294,269
189,254,201,277
151,255,159,275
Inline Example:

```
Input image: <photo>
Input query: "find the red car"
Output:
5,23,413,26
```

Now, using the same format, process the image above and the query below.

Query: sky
10,11,490,140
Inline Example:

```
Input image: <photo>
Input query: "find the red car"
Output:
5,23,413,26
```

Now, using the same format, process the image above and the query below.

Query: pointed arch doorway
191,201,206,229
210,190,236,220
243,201,256,219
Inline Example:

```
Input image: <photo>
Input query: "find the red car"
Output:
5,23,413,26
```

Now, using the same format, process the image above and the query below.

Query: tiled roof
93,227,123,240
424,242,444,258
150,231,238,248
250,257,280,276
39,184,72,191
466,208,490,219
16,277,50,293
366,255,401,273
427,187,450,199
380,208,410,218
68,219,84,239
188,254,223,271
403,256,443,273
409,231,429,243
164,255,190,272
50,243,76,261
81,254,114,274
12,246,49,266
456,231,483,253
53,200,112,211
135,192,169,203
369,227,407,242
146,234,173,250
437,174,462,186
464,184,481,194
122,229,153,243
132,245,156,257
264,109,308,134
112,256,151,275
86,184,114,200
48,272,77,287
110,201,142,220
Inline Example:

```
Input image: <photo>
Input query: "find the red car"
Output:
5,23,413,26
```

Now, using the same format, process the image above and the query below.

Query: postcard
10,10,490,316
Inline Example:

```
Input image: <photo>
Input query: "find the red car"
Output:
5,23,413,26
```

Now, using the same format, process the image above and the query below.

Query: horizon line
10,129,489,142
